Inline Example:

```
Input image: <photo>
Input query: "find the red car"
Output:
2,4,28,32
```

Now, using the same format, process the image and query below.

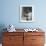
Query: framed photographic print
20,5,34,22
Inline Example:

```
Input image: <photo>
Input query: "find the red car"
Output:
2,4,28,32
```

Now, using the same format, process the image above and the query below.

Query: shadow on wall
0,24,7,43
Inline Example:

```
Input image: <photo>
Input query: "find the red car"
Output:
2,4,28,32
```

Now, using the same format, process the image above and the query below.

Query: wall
0,0,46,29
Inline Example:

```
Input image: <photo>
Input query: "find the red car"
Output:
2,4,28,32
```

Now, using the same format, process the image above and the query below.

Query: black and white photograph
20,5,34,22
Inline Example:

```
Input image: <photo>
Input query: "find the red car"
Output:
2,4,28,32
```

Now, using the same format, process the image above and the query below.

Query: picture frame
20,5,34,22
